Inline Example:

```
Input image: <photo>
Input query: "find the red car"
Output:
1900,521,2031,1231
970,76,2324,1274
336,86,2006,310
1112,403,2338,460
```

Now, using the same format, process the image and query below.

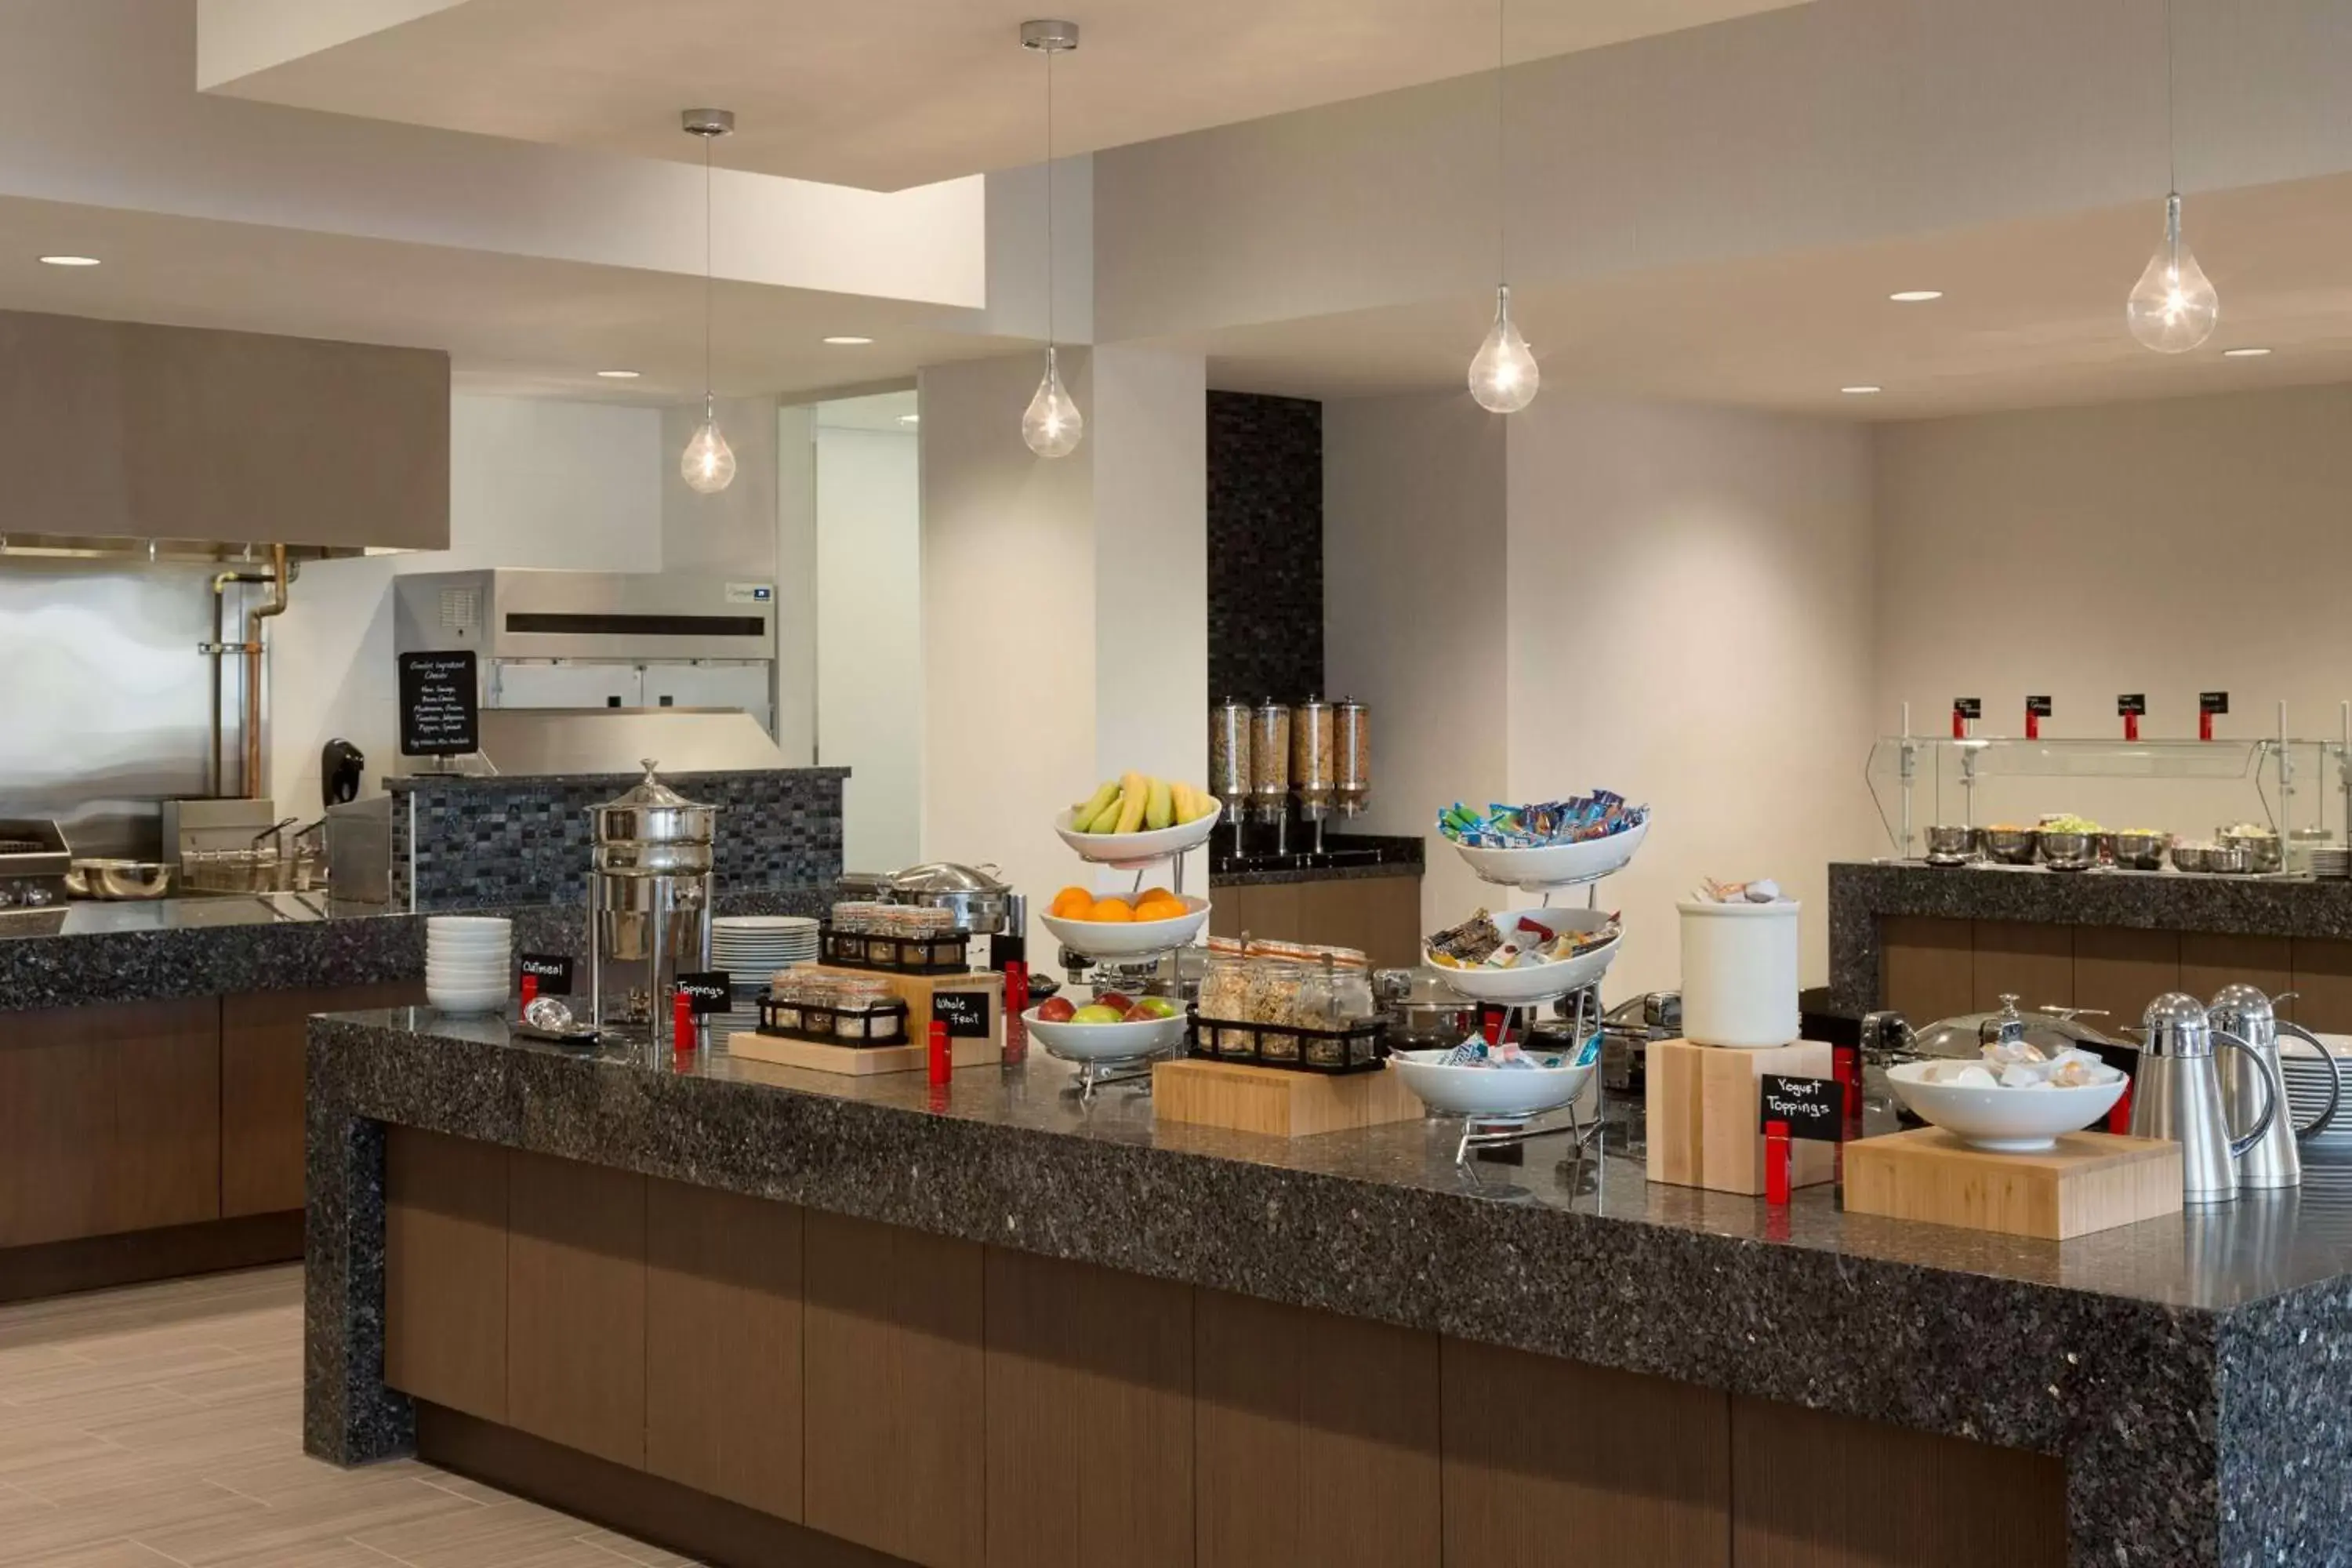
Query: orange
1138,886,1174,904
1087,897,1136,923
1134,898,1187,924
1050,886,1094,918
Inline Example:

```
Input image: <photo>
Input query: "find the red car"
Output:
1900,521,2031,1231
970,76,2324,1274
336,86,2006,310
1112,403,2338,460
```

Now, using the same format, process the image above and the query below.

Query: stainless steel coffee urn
2207,983,2347,1190
2131,993,2278,1204
587,759,716,1047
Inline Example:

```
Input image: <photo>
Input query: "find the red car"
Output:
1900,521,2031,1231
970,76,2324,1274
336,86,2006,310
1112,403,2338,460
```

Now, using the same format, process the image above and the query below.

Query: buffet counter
305,1008,2352,1568
1831,859,2352,1026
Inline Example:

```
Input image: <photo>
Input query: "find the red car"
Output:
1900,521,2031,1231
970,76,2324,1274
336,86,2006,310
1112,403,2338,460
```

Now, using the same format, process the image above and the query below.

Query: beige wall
1875,382,2352,842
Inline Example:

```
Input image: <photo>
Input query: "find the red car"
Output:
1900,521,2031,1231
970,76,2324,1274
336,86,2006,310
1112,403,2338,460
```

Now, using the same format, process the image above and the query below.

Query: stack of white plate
713,916,820,1034
2281,1033,2352,1149
2311,846,2350,880
426,916,512,1014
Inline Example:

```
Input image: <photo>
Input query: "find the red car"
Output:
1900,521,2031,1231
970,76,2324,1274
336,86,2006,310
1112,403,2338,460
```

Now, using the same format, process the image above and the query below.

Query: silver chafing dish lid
1905,993,2125,1059
592,759,717,845
887,862,1008,895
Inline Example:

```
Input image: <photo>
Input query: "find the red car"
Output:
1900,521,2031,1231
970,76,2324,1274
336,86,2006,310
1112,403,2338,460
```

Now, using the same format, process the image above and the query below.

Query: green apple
1071,1004,1125,1025
1127,996,1178,1020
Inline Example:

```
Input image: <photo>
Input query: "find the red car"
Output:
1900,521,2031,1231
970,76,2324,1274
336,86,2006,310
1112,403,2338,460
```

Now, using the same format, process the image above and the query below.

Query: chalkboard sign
1757,1073,1842,1142
2118,693,2147,717
1951,697,1983,719
397,650,479,757
2200,691,2230,715
675,971,732,1016
518,953,574,996
2027,695,2053,717
932,989,991,1040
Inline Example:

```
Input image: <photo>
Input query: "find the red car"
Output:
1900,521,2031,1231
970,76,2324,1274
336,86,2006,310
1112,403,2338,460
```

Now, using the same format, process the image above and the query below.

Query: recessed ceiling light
595,368,642,379
38,254,100,267
898,413,920,425
822,335,874,346
1841,385,1883,395
1888,289,1943,303
2222,346,2273,358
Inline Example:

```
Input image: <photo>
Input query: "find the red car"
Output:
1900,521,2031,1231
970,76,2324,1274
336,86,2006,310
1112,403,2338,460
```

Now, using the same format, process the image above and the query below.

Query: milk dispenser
587,760,716,1047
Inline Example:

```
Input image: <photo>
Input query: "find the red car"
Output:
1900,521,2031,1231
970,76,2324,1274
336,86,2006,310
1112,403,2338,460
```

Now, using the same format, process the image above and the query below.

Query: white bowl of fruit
1023,993,1189,1063
1040,888,1210,960
1056,773,1222,867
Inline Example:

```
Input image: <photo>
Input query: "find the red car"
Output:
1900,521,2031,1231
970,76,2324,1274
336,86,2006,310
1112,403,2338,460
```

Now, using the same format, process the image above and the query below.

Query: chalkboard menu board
933,989,992,1040
397,651,479,757
1757,1073,1842,1142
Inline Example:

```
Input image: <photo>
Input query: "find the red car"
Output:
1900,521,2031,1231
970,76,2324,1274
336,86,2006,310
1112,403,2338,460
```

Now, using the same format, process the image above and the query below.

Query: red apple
1036,996,1077,1023
1095,991,1133,1014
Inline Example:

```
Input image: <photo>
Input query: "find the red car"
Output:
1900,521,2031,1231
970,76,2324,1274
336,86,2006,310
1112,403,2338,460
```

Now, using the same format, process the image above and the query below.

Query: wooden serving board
1152,1058,1423,1138
1645,1038,1837,1196
725,1030,1001,1076
1842,1127,2181,1240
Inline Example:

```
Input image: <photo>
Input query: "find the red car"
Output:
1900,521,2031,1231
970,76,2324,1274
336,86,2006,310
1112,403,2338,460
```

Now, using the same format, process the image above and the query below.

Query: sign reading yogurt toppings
1757,1073,1842,1142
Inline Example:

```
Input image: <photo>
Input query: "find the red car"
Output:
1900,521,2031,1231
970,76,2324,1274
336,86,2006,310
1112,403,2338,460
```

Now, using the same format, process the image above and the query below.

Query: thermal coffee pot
2205,985,2346,1191
2130,993,2278,1205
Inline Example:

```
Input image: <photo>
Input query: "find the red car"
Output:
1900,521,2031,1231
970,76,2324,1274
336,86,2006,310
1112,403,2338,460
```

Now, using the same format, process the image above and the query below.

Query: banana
1071,779,1121,827
1145,777,1174,830
1083,790,1125,833
1168,781,1195,824
1112,771,1149,834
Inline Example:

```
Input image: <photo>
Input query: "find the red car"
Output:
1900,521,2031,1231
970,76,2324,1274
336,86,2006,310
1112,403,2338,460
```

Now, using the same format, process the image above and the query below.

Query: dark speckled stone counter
1831,858,2352,1011
306,1011,2352,1568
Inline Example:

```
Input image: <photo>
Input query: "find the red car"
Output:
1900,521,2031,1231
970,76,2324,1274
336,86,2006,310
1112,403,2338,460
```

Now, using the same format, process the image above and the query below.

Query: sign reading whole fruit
1033,990,1181,1026
1069,772,1221,836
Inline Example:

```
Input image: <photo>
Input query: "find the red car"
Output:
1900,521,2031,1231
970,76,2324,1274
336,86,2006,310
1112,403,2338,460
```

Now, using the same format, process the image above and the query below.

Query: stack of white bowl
712,915,820,1035
426,916,513,1014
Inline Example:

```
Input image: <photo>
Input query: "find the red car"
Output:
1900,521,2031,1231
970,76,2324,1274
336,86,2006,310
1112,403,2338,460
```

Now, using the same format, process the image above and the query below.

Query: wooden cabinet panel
985,1249,1193,1568
506,1149,647,1471
1221,882,1302,944
2069,927,2179,1031
1730,1395,2065,1567
644,1178,803,1523
220,979,425,1218
1196,1288,1440,1568
804,1210,985,1568
2292,938,2352,1033
385,1124,509,1422
2181,934,2292,1015
1441,1337,1729,1567
1877,916,1973,1023
1357,873,1425,970
0,999,219,1247
1972,920,2073,1014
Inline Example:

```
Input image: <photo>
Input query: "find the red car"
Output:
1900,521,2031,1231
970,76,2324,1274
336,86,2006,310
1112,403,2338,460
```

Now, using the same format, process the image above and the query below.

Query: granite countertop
1210,831,1425,886
306,1011,2352,1567
388,765,850,792
1829,858,2352,1011
0,887,831,1012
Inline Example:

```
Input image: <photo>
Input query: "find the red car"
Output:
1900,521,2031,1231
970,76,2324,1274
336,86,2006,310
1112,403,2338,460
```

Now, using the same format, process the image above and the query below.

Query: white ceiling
0,195,1019,404
200,0,1812,191
1177,171,2352,419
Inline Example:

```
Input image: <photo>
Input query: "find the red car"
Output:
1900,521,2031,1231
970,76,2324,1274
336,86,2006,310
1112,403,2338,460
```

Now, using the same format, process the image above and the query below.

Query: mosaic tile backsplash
1208,390,1323,704
389,768,845,911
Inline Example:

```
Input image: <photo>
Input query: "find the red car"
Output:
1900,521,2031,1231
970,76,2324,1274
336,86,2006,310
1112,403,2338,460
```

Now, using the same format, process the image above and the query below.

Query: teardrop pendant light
681,107,739,492
2126,1,2217,353
1020,20,1084,458
1468,0,1537,412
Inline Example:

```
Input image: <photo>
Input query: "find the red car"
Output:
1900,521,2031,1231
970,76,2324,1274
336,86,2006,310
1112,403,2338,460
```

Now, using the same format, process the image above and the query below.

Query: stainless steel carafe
2130,993,2278,1204
2206,984,2346,1190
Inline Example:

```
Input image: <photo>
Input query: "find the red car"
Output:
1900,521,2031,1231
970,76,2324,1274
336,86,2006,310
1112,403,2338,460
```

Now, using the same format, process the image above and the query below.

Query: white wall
268,394,661,811
816,419,923,872
1323,391,1510,933
774,403,818,765
1507,398,1878,996
1875,382,2352,840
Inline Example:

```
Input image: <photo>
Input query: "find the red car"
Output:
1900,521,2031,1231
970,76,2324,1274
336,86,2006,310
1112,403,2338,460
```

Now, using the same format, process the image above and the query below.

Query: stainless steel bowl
2205,843,2252,874
64,858,173,900
1980,827,2038,865
1923,825,1976,859
2220,829,2282,874
2172,844,2212,873
2037,829,2100,869
2106,831,2169,870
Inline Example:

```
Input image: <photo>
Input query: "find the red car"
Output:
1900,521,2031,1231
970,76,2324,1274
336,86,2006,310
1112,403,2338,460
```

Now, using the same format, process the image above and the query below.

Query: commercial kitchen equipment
0,818,71,910
586,760,716,1049
1334,699,1370,818
1208,699,1250,825
394,569,777,734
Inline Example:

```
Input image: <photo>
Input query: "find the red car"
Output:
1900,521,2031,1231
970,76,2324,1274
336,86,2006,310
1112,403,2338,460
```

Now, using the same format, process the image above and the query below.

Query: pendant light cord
2164,0,2177,196
1044,42,1057,348
702,134,715,412
1495,0,1508,286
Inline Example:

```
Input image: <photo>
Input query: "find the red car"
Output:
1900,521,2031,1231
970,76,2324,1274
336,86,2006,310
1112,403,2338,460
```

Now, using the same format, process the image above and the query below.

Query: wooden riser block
1844,1128,2182,1241
1152,1058,1425,1138
1646,1038,1836,1196
725,1031,1001,1076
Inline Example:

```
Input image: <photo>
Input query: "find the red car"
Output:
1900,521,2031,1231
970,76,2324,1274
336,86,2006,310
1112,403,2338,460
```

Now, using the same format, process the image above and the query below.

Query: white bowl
426,985,508,1015
1390,1046,1598,1121
1423,907,1623,1004
1039,895,1210,960
426,942,513,961
426,958,512,979
426,916,512,935
1054,808,1220,869
1446,817,1650,892
1885,1061,2128,1153
1022,1006,1188,1063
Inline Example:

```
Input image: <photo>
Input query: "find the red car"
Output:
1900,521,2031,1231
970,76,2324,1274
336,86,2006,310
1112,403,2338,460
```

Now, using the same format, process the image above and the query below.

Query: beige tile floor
0,1266,698,1567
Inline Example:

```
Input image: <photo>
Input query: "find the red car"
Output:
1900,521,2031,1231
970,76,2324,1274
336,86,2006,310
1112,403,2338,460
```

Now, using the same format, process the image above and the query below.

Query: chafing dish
1980,826,2038,865
2037,828,2100,871
64,858,173,900
2106,830,2169,870
886,862,1015,935
2219,826,2282,874
1923,825,1976,864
